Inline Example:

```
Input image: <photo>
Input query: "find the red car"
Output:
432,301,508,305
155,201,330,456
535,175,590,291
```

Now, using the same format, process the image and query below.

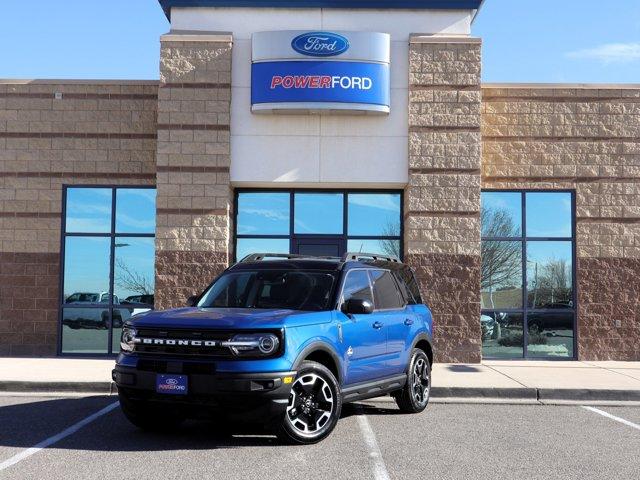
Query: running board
341,374,407,403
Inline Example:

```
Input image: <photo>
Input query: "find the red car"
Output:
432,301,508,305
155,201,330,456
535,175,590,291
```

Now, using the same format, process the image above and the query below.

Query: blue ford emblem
291,32,350,57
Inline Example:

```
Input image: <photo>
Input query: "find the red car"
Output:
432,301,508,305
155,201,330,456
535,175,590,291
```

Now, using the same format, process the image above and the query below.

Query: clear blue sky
0,0,638,83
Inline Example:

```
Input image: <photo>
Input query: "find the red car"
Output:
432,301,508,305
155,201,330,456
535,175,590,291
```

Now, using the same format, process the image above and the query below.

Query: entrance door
293,237,345,257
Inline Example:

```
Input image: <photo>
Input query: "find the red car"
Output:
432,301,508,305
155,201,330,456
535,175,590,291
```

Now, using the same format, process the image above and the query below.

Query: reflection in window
65,188,112,233
237,192,290,235
481,192,522,238
236,238,289,261
348,193,401,236
526,192,572,238
527,241,573,309
481,191,575,359
116,189,157,234
294,193,343,234
61,186,156,355
481,241,522,309
347,239,400,259
481,312,524,358
342,270,373,305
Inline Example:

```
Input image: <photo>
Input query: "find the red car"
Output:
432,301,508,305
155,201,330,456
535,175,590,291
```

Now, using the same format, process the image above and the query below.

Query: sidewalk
1,357,639,403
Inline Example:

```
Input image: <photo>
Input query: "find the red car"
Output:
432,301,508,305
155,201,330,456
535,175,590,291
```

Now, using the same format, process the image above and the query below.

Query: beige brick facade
0,80,157,355
482,85,640,360
154,33,233,310
405,37,483,363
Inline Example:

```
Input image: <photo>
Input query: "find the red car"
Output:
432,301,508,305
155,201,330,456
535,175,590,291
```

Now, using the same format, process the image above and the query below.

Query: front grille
133,328,236,357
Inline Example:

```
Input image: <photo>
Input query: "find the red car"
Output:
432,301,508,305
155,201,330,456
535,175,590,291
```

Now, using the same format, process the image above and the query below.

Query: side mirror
341,298,374,315
186,295,198,307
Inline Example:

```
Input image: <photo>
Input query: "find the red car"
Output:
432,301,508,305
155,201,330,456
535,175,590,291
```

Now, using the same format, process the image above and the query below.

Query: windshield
197,270,337,311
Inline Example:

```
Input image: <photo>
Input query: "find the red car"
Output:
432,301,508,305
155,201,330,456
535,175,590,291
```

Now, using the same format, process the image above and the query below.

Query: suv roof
229,252,405,272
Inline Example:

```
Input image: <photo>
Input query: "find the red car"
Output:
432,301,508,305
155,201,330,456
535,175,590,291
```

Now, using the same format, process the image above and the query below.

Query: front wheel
277,361,342,444
393,348,431,413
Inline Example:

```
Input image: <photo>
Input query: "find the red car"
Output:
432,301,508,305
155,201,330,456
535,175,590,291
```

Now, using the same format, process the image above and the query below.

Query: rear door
337,269,387,385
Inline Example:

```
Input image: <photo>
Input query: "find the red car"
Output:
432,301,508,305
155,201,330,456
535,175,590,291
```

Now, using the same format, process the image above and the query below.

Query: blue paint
251,61,390,107
291,32,350,57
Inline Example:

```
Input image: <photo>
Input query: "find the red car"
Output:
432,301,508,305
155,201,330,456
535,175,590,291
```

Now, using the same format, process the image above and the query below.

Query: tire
277,361,342,445
393,348,431,413
118,390,185,431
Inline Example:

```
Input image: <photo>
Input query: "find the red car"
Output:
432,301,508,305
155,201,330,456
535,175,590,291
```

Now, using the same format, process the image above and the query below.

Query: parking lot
0,395,638,480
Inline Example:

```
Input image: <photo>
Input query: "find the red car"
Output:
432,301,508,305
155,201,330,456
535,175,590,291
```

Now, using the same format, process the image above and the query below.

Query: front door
293,237,345,257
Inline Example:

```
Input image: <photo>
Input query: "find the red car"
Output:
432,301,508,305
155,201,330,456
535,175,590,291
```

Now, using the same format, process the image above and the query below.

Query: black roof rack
239,253,340,262
340,252,400,263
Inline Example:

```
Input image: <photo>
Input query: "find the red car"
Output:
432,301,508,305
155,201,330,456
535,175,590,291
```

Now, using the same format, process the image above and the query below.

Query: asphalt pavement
0,395,638,480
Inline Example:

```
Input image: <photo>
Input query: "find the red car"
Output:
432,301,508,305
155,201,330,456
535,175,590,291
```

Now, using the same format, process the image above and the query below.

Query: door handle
404,318,414,326
373,321,383,330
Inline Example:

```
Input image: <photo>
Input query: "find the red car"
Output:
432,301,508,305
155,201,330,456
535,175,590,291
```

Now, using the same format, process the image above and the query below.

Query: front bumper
113,363,296,424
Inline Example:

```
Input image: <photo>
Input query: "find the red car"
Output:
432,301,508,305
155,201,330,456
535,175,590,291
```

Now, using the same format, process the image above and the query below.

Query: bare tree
115,258,153,295
380,221,401,258
481,206,521,308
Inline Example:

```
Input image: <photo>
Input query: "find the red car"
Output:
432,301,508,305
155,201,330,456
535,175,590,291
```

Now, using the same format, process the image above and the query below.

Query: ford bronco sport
113,252,433,444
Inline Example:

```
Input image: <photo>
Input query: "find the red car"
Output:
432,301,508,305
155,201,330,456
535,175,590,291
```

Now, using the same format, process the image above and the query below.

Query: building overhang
158,0,484,20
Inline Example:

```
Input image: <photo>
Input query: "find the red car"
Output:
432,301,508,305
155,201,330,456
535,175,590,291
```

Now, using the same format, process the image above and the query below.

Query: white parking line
0,401,119,472
582,406,640,432
356,411,391,480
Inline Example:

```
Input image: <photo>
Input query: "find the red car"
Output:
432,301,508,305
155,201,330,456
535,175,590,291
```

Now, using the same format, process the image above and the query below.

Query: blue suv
113,252,434,444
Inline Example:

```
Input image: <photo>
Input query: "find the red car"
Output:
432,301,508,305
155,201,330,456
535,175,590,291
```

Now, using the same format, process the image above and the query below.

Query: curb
1,382,639,402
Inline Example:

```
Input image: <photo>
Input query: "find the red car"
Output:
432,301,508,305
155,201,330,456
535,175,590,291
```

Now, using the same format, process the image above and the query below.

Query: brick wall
0,80,157,355
482,85,640,361
155,33,233,309
406,37,483,363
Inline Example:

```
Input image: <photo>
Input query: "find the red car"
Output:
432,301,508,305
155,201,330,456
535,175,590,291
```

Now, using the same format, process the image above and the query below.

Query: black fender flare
292,341,344,385
408,333,435,370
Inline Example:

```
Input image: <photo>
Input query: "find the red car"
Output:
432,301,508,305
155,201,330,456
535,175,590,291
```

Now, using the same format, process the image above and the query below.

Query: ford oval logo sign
291,32,350,57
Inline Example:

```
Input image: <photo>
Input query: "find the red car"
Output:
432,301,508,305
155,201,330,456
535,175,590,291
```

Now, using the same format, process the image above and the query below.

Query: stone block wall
0,80,157,355
405,37,483,363
155,32,233,309
482,85,640,360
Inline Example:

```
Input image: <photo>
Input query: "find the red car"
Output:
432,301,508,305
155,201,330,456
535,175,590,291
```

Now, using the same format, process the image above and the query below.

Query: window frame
233,188,404,262
481,189,577,360
58,185,156,356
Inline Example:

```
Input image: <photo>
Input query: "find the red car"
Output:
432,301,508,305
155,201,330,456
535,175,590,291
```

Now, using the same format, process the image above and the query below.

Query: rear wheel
394,348,431,413
118,390,185,431
277,361,342,444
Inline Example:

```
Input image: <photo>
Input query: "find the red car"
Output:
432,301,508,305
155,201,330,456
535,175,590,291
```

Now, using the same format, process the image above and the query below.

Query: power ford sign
251,31,390,115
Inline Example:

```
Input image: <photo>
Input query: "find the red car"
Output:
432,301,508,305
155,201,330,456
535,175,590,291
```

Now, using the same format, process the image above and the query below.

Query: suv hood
128,307,332,330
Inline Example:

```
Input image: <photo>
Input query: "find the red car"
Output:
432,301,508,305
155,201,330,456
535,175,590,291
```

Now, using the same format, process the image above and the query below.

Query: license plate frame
155,374,188,395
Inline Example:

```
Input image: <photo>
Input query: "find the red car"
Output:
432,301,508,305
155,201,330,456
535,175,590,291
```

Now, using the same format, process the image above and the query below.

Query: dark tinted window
370,270,403,310
396,267,422,304
198,270,336,311
342,270,373,304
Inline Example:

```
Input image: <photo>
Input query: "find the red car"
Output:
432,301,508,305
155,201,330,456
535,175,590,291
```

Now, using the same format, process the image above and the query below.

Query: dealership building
0,0,638,362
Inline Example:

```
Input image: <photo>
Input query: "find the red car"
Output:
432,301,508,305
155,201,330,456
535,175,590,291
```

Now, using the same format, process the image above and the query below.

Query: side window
396,267,422,305
341,270,373,305
369,270,403,310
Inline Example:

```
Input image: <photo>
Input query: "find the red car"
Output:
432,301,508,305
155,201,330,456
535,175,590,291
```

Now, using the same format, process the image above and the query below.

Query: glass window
526,312,574,358
294,193,343,234
480,191,575,359
347,239,400,259
481,191,522,238
65,188,112,233
236,238,290,261
61,187,156,355
348,193,401,236
526,192,572,238
481,241,522,309
342,270,373,305
394,268,422,305
63,237,111,301
526,241,573,309
237,192,290,235
116,189,157,234
369,270,403,310
481,312,524,359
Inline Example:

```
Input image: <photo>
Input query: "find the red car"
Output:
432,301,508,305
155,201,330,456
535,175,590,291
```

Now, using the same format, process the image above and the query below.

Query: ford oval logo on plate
291,32,350,57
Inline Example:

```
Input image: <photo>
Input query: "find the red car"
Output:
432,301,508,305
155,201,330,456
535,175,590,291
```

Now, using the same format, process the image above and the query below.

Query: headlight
222,333,280,357
120,327,137,352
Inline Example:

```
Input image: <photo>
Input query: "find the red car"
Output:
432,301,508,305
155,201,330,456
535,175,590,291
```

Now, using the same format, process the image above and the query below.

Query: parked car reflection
63,292,153,330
